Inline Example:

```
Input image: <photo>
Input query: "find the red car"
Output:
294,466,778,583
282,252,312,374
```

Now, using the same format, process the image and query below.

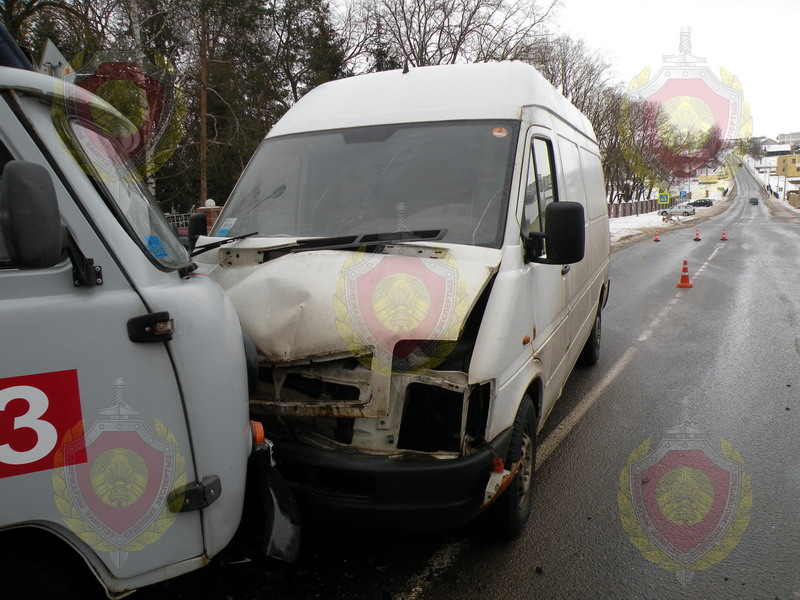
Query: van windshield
212,120,518,248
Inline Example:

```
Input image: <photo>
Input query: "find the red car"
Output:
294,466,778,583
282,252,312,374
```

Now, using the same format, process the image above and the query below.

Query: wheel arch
599,279,610,311
0,525,106,598
523,377,543,430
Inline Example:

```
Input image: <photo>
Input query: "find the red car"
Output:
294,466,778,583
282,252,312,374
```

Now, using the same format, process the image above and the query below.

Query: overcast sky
553,0,799,139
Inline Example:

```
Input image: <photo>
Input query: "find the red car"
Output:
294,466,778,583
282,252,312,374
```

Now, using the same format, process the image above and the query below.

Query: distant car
660,203,696,216
688,199,713,207
749,197,759,205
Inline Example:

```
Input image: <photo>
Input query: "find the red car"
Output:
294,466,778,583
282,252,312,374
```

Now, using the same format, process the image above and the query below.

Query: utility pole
198,5,208,206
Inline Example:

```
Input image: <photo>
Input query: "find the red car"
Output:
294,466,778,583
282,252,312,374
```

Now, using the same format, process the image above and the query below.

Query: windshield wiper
289,229,446,253
191,231,260,257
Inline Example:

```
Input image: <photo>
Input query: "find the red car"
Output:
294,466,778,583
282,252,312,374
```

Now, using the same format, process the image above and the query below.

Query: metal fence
607,199,666,218
165,213,191,229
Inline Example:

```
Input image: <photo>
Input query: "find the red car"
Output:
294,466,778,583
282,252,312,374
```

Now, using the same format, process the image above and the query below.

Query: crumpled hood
207,244,501,365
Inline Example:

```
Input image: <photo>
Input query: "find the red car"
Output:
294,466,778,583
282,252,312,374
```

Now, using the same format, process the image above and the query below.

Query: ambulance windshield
53,98,190,271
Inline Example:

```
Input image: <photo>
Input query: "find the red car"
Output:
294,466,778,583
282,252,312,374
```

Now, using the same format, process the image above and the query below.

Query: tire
660,211,668,216
577,309,601,366
683,211,690,216
489,396,536,539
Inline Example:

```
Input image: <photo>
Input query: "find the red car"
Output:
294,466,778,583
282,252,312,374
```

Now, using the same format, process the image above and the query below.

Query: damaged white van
194,61,610,537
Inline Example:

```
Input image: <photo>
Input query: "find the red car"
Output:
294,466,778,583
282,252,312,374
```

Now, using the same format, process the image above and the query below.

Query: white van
0,34,298,598
195,62,610,537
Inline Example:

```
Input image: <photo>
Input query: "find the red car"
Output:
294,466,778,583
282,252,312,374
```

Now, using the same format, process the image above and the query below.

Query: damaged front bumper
271,428,512,531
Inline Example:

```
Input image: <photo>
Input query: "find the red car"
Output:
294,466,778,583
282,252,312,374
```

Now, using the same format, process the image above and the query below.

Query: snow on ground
608,207,713,247
608,159,800,249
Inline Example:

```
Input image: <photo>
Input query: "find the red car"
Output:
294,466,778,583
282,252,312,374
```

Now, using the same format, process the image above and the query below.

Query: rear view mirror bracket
64,227,103,287
523,231,546,263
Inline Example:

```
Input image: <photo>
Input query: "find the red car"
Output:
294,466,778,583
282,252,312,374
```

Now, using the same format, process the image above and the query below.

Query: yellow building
776,155,800,177
776,156,800,206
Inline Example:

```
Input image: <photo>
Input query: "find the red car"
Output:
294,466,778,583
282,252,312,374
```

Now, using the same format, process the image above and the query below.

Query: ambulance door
0,95,203,580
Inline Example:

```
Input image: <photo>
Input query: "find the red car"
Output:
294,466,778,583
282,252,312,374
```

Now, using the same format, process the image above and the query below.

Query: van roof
267,61,596,141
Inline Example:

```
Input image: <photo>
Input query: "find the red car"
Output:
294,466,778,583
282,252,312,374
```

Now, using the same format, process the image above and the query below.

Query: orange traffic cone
676,260,693,288
654,231,661,242
720,229,728,241
693,229,701,241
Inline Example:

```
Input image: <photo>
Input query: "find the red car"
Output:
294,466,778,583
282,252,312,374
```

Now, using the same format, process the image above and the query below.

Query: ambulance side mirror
0,160,64,269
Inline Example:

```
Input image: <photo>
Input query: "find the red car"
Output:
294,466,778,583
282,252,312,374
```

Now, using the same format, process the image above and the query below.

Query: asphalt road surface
136,164,800,600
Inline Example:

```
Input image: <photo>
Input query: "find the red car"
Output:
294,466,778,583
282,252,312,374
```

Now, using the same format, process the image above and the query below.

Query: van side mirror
188,212,208,251
524,201,585,265
0,160,63,268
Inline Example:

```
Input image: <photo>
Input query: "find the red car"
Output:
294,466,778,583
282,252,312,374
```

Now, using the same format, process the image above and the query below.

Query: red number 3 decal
0,371,84,478
0,386,59,464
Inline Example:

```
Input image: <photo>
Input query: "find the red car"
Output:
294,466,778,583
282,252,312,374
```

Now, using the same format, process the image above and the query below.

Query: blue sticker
217,218,237,237
145,235,168,258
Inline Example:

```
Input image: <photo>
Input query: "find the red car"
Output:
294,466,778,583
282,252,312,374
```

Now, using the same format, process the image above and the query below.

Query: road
138,165,800,600
417,165,800,599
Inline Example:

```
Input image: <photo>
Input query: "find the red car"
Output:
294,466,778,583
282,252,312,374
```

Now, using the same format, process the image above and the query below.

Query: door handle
561,265,570,276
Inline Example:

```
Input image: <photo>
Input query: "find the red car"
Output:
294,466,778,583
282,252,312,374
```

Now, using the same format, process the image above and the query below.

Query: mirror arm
523,231,547,263
63,227,103,287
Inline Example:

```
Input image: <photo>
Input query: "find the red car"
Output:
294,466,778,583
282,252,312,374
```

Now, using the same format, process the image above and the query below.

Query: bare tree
351,0,558,68
2,0,82,41
529,34,611,115
2,0,117,57
746,137,764,160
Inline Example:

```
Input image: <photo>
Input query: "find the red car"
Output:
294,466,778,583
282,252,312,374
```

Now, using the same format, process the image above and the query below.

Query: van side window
522,137,558,236
0,141,13,266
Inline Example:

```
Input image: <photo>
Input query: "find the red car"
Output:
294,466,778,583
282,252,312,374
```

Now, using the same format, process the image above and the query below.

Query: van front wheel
489,396,536,539
578,309,601,366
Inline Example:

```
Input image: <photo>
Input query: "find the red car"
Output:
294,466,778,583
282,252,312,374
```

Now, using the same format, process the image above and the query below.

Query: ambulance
194,62,610,537
0,25,298,598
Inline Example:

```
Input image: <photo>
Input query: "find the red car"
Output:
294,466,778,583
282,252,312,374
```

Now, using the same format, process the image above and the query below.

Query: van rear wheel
489,396,536,539
578,309,601,366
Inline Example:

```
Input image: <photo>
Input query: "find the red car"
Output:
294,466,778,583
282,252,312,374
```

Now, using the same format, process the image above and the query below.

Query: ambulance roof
0,65,124,118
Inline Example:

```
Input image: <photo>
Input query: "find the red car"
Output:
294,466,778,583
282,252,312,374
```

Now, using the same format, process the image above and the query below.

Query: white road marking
536,346,638,469
639,291,682,341
689,246,721,279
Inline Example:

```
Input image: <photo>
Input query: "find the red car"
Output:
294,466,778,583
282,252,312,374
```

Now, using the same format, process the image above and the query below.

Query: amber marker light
250,420,265,445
